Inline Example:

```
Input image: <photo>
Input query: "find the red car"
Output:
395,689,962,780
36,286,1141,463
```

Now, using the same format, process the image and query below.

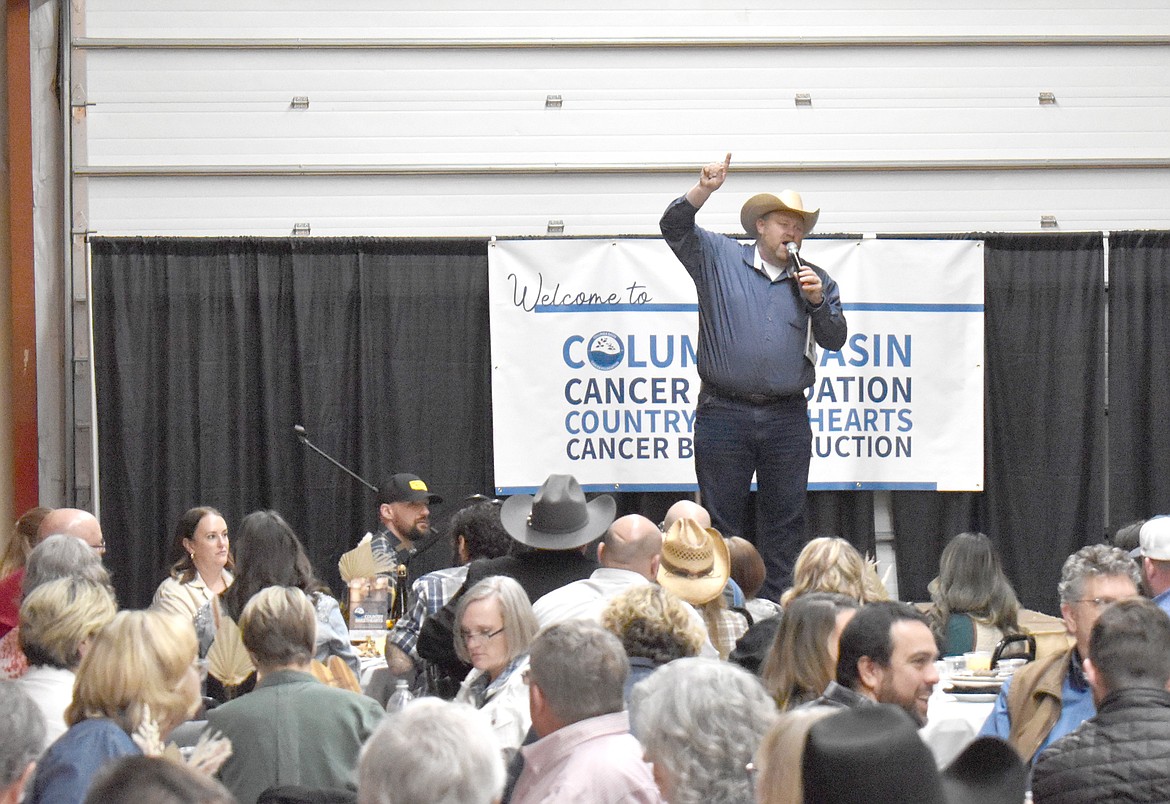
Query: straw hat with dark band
657,519,729,606
740,191,820,236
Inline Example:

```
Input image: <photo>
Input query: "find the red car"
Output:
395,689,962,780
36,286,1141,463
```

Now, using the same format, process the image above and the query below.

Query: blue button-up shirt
979,651,1096,764
659,196,848,397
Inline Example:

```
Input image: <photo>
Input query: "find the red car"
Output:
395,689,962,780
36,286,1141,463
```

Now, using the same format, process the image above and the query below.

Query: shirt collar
753,246,787,282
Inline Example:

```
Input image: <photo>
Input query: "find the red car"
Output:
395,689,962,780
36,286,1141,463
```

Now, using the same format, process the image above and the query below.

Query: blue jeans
694,390,811,601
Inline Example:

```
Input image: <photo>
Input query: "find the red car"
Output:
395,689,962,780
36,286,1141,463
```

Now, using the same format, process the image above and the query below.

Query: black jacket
1032,687,1170,803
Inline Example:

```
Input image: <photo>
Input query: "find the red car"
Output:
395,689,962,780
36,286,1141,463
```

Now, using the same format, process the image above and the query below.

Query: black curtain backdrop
92,238,491,609
92,232,1160,615
1108,232,1170,529
891,233,1106,614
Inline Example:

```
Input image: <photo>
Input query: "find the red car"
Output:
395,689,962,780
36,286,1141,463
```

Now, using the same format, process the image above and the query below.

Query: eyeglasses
459,627,505,645
1075,597,1122,609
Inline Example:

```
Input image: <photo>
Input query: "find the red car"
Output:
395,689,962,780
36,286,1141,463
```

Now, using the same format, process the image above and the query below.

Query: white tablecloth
920,681,997,767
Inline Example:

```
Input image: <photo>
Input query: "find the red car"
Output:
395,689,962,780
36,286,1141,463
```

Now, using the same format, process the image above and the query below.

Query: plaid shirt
386,564,468,659
369,525,408,570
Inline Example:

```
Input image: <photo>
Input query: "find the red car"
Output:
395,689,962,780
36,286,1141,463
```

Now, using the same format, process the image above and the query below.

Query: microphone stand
293,424,379,494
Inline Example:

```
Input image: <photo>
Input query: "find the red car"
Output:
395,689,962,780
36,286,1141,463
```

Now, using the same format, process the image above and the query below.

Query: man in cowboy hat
660,154,848,600
415,474,611,692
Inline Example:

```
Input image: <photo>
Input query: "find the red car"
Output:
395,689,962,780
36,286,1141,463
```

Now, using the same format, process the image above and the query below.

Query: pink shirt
511,710,663,804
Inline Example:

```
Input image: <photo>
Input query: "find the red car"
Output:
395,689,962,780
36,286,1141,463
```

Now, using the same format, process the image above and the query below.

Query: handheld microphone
785,242,802,281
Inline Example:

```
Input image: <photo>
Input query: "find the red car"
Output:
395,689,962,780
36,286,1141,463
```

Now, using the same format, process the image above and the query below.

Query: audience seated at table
978,544,1140,764
0,681,43,803
801,705,1026,804
202,510,360,685
452,575,538,752
0,506,52,640
726,536,782,623
0,534,112,681
152,506,233,623
31,610,201,804
511,621,659,804
1031,597,1170,803
600,584,706,703
631,657,777,804
18,474,1158,804
926,531,1021,656
754,706,840,804
16,577,117,751
84,755,235,804
359,698,504,804
760,592,859,711
780,536,889,607
658,519,748,660
205,585,385,804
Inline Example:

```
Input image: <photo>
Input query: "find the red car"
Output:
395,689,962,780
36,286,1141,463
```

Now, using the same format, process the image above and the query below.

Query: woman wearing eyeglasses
453,575,538,752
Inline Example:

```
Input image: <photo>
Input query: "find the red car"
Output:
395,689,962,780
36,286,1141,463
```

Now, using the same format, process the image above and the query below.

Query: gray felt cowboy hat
499,474,616,550
740,190,820,236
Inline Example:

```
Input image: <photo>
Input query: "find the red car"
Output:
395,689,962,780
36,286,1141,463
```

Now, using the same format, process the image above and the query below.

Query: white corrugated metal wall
58,0,1170,504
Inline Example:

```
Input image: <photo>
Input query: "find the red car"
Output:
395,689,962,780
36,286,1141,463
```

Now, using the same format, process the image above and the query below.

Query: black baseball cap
378,473,443,506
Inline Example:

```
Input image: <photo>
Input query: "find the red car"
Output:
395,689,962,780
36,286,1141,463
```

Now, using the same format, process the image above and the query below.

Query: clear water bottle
386,678,414,713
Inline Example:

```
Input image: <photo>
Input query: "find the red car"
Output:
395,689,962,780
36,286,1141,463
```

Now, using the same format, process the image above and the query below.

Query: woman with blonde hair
31,610,201,803
601,584,706,700
0,534,111,681
759,592,859,710
15,577,118,749
453,575,539,751
779,536,888,607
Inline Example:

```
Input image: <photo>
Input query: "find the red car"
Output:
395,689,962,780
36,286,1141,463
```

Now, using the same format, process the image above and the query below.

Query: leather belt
701,382,806,406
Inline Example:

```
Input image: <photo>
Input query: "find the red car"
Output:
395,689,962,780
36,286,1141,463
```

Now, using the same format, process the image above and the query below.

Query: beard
406,521,431,542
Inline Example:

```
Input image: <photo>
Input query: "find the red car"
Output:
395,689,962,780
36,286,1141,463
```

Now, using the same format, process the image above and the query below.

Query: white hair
631,658,778,804
358,698,505,804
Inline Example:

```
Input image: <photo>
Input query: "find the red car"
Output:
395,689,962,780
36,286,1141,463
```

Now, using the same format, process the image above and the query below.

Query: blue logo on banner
587,332,624,370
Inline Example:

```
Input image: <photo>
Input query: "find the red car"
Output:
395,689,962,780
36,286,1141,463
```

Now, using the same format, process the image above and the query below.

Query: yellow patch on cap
409,480,428,491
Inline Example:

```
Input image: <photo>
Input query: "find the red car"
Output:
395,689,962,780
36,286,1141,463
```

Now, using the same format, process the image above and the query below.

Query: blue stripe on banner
532,302,978,313
533,303,700,313
841,303,983,313
497,481,939,494
496,483,702,495
808,482,940,491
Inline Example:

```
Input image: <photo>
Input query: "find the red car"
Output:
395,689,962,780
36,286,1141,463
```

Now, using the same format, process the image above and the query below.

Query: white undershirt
754,246,786,282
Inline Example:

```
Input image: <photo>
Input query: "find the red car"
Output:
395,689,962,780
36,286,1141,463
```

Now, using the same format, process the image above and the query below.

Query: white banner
489,237,983,494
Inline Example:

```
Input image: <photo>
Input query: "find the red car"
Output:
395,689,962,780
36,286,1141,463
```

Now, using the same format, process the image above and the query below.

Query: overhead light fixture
1040,215,1058,228
1038,92,1056,106
547,220,565,234
545,95,563,109
292,222,311,236
291,96,310,109
795,93,813,107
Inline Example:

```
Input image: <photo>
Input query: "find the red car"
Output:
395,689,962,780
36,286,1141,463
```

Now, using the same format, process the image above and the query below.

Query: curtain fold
892,234,1105,614
92,237,491,608
1107,231,1170,528
92,232,1153,615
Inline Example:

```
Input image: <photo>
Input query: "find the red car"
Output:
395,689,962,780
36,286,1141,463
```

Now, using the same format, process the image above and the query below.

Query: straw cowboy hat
657,519,730,606
499,474,615,551
740,190,820,236
801,705,1026,804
